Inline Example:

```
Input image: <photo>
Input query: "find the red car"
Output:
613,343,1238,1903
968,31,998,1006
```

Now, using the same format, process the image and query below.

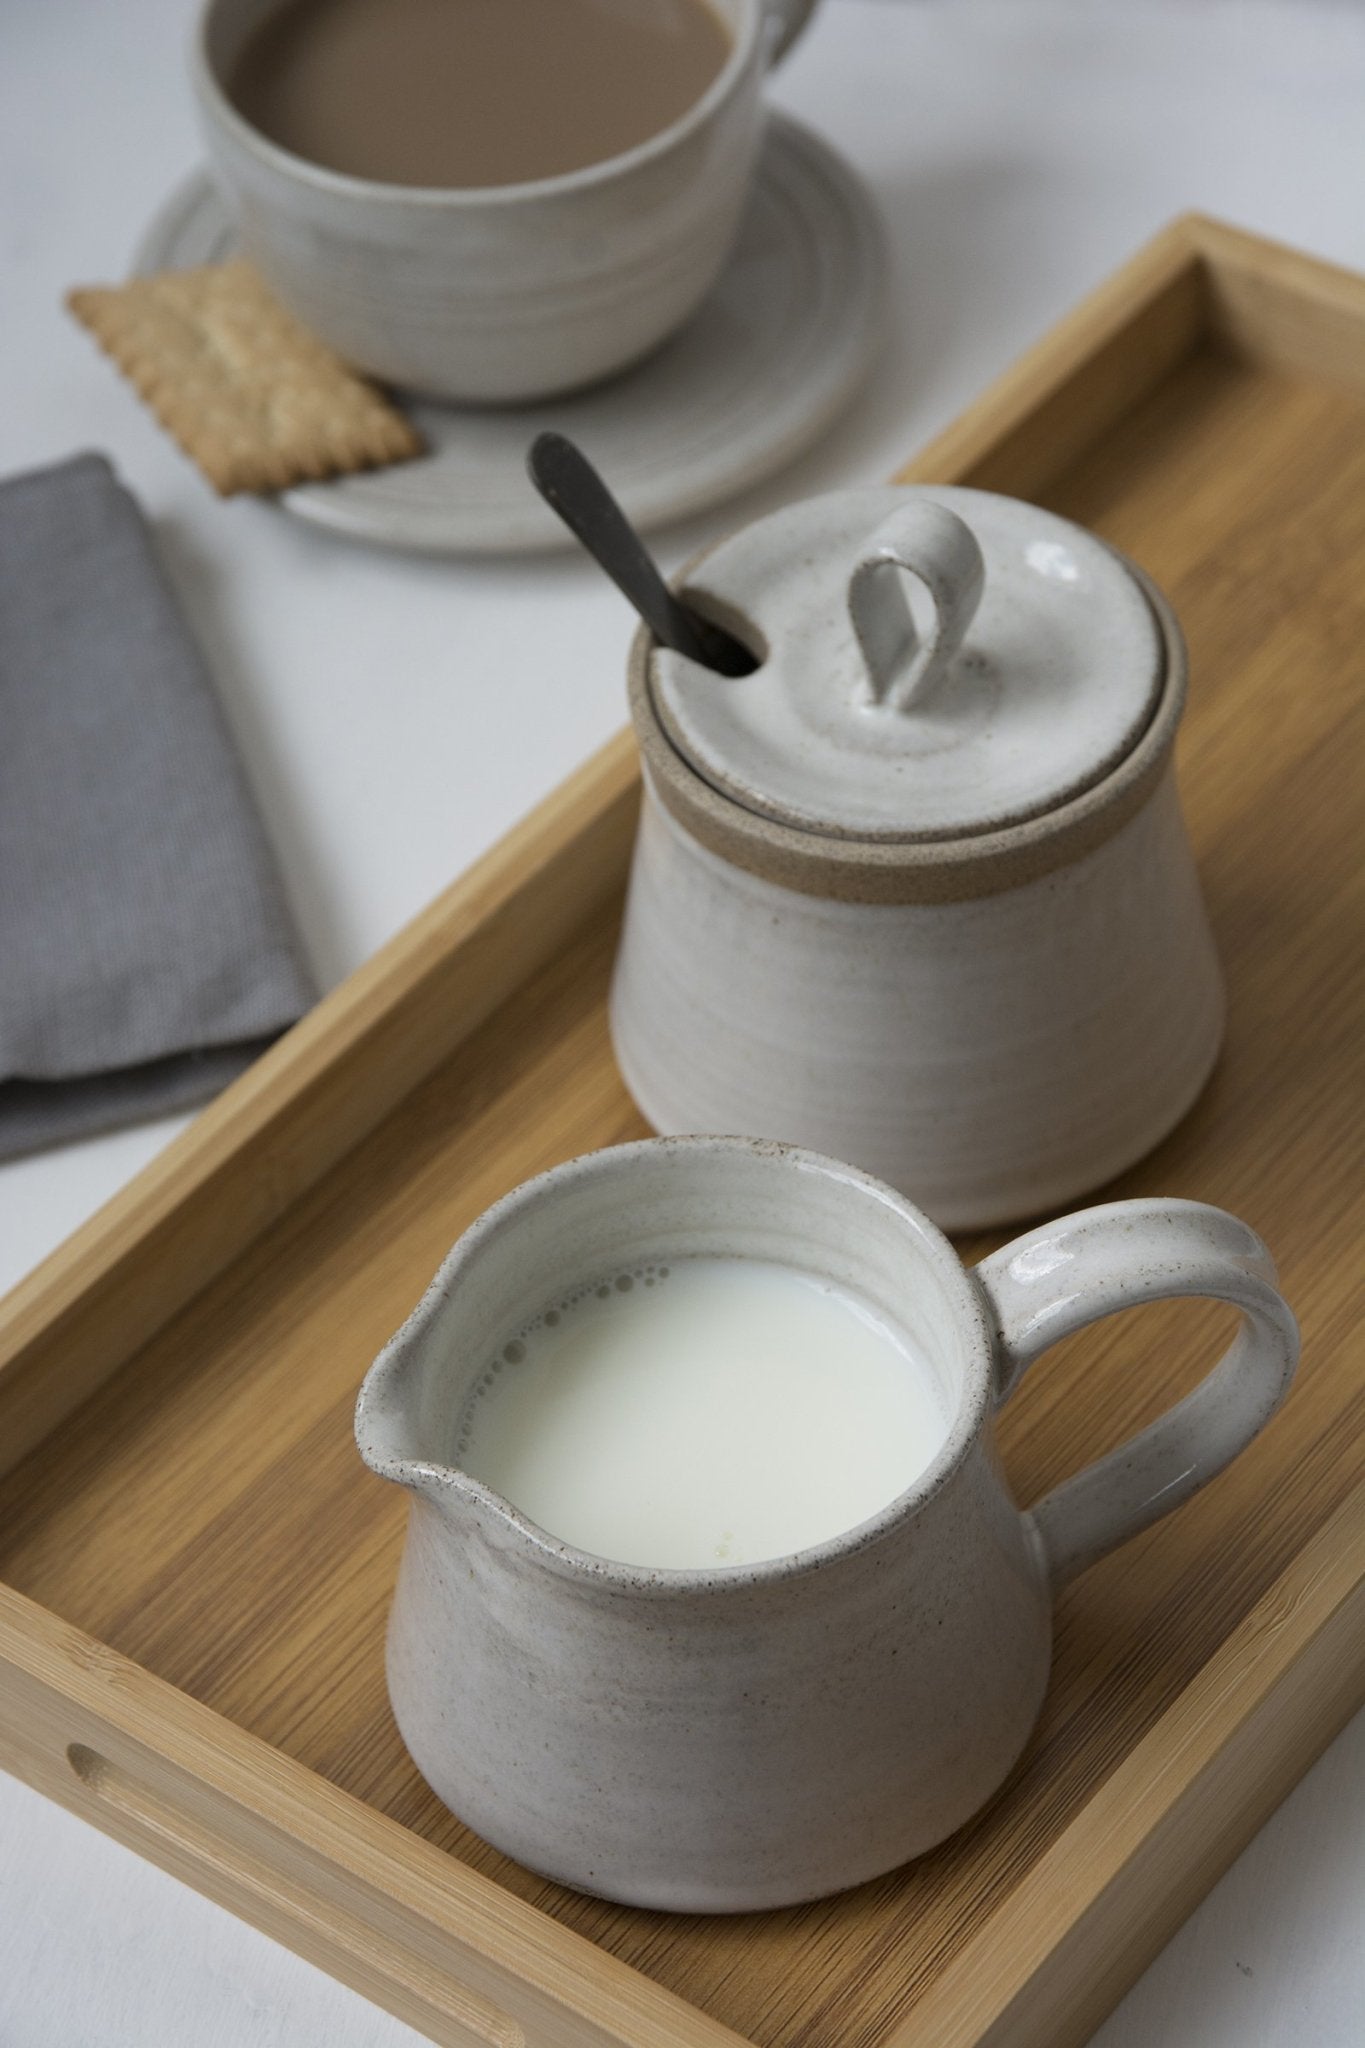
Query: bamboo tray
2,213,1363,2048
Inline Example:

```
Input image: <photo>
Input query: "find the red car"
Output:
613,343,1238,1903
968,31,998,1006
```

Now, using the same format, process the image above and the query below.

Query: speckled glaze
355,1138,1298,1911
611,488,1225,1230
193,0,819,402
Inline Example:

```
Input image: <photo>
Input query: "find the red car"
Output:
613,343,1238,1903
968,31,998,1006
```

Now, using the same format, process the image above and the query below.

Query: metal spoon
527,432,757,677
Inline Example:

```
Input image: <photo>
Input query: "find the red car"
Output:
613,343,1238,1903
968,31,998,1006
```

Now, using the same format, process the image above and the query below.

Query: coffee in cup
228,0,734,189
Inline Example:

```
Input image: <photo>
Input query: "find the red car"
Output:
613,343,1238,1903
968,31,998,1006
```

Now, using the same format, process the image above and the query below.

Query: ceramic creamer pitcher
356,1138,1299,1912
611,486,1224,1228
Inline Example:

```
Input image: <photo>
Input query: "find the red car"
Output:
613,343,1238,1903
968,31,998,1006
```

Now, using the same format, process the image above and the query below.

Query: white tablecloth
3,2,1364,2040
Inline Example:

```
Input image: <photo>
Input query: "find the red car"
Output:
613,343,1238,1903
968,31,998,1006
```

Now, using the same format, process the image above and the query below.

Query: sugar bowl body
611,486,1225,1229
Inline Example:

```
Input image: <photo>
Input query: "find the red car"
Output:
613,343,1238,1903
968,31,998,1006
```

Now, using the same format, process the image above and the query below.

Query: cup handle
762,0,821,66
973,1200,1300,1590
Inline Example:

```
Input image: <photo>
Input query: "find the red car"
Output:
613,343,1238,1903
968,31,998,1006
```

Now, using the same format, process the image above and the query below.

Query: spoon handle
527,433,752,674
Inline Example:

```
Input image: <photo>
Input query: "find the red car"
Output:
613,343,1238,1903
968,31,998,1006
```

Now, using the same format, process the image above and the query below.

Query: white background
3,1,1365,2041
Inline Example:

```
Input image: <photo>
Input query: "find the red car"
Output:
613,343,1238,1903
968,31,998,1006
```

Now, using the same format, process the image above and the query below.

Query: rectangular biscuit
68,261,424,496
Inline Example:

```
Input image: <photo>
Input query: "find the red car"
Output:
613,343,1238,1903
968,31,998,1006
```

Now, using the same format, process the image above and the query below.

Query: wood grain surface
1,217,1363,2048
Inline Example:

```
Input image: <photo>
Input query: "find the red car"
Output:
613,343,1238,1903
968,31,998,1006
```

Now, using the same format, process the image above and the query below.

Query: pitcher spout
354,1285,472,1506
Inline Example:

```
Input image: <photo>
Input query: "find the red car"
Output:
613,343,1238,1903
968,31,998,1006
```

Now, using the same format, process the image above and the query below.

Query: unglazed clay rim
630,549,1188,904
355,1136,996,1595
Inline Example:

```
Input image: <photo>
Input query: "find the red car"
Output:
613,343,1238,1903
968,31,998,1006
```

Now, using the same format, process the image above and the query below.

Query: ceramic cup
355,1137,1299,1911
193,0,819,402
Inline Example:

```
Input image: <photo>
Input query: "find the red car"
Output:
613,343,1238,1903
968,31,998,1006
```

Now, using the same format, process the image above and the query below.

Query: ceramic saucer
135,114,887,556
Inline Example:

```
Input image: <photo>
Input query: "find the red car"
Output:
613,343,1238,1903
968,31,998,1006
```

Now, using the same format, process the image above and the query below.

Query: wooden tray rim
4,210,1365,2048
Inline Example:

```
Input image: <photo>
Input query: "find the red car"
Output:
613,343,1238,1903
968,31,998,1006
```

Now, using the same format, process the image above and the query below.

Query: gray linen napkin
0,452,315,1159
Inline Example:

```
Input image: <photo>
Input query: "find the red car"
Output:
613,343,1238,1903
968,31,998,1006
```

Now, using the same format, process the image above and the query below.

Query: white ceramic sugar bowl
611,486,1225,1230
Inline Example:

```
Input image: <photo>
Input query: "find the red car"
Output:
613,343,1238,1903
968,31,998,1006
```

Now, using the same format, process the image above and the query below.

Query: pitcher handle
763,0,820,66
973,1199,1300,1590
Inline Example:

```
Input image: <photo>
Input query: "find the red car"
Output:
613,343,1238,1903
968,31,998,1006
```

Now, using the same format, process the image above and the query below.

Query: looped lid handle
848,503,986,714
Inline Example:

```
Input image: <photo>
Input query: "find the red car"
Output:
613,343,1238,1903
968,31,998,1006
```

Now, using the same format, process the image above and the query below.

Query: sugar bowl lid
649,486,1165,842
